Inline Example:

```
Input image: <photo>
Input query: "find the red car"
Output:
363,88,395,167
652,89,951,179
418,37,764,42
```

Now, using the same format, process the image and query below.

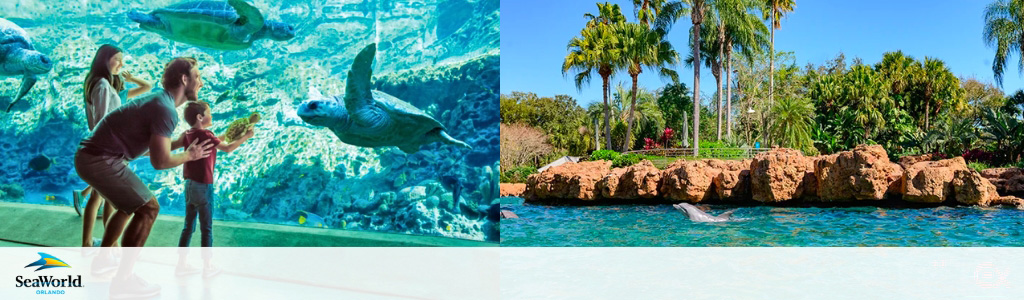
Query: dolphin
673,203,737,222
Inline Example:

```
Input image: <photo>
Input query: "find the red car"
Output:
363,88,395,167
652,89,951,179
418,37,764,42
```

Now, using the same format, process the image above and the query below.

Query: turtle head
298,97,349,129
21,50,53,75
263,21,296,41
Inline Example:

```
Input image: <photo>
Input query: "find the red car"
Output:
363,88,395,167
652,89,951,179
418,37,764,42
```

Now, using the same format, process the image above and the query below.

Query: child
175,100,255,277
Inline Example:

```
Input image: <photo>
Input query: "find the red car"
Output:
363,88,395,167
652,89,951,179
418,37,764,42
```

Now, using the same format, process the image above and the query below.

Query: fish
440,175,462,212
445,224,452,231
28,154,52,171
298,210,328,228
45,195,56,201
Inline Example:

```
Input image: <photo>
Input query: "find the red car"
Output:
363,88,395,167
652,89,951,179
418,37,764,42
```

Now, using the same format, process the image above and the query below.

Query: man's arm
149,133,213,170
170,133,187,151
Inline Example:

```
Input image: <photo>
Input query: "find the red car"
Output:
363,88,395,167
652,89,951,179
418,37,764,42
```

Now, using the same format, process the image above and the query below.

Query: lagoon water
500,198,1024,246
0,0,499,242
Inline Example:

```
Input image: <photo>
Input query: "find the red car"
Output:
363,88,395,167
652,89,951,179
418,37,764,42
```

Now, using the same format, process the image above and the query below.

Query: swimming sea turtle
0,18,53,112
128,0,296,51
297,43,472,154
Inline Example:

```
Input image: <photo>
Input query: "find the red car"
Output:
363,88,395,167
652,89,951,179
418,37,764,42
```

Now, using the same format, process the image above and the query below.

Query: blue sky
500,0,1021,106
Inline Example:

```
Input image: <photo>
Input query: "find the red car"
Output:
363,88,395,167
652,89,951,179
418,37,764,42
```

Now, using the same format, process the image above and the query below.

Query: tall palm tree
690,0,707,155
770,96,815,154
563,3,627,153
722,0,769,139
616,22,680,151
762,0,795,110
917,57,961,130
984,0,1024,87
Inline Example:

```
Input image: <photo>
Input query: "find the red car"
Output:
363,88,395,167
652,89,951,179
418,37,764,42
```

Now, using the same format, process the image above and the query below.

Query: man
74,57,213,298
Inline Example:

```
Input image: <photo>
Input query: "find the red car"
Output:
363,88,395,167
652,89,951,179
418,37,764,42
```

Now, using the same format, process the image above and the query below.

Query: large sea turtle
0,18,53,112
297,43,472,154
128,0,296,51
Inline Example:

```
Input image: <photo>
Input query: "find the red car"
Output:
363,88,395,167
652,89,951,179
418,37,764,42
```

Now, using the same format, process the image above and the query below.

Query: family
73,45,256,296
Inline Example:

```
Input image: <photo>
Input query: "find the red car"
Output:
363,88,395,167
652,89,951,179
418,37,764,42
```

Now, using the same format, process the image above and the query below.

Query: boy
175,100,255,277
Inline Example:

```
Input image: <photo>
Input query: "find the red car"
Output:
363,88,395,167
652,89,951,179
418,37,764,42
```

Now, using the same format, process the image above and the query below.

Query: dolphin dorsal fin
718,209,737,219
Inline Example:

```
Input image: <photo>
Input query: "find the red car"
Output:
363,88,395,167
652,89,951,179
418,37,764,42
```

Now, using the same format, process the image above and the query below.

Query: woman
73,44,152,247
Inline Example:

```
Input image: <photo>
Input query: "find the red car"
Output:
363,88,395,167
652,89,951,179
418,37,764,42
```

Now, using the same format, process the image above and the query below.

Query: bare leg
102,200,114,227
102,210,131,247
82,192,103,247
121,198,160,247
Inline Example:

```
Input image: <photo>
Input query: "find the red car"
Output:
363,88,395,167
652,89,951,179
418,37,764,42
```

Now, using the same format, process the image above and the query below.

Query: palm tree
563,3,627,153
616,22,680,151
984,0,1024,87
770,96,815,154
721,0,768,140
690,0,707,156
917,58,961,130
762,0,795,109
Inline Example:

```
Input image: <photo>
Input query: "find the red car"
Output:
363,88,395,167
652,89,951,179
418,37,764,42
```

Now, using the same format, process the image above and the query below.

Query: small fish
45,195,56,201
440,175,461,212
445,224,452,231
298,210,328,228
29,154,52,171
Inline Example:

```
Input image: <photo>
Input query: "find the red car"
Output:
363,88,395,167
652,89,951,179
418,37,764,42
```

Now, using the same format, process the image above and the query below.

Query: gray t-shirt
80,89,179,161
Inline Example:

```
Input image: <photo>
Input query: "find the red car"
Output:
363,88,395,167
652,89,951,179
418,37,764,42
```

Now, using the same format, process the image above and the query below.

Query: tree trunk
692,4,703,157
925,99,930,130
602,74,612,150
594,117,600,150
625,73,640,151
769,16,775,111
716,22,725,142
682,111,690,147
726,45,733,139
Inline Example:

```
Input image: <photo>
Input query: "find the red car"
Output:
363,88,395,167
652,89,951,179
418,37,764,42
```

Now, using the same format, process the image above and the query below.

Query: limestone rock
979,168,1024,196
952,169,1000,206
524,161,613,201
751,149,817,202
597,160,662,199
815,144,904,201
499,183,526,197
712,160,753,201
901,157,968,203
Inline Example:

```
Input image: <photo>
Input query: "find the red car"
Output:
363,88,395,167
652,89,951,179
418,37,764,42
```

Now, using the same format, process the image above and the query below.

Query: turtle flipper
229,0,265,37
438,130,472,150
6,75,37,112
344,43,377,113
127,10,165,31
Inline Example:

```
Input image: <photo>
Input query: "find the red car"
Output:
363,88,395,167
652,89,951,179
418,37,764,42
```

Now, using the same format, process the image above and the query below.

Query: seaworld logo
24,253,70,271
13,252,84,290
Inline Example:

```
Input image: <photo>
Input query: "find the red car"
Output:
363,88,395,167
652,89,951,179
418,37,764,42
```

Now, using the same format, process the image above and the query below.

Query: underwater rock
815,144,903,202
524,161,612,201
901,157,969,203
0,183,25,200
750,149,817,202
597,160,662,200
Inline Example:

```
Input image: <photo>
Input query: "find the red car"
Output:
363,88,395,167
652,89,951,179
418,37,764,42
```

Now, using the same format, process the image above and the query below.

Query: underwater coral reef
0,0,499,241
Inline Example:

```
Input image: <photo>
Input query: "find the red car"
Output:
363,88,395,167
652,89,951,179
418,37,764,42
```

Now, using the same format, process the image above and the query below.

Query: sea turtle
0,18,53,112
297,43,472,154
127,0,296,51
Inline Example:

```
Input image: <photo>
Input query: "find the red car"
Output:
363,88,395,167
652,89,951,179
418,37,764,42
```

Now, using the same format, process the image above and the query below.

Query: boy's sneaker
203,266,222,278
72,190,83,217
91,251,117,276
92,237,102,247
109,274,160,299
175,264,201,277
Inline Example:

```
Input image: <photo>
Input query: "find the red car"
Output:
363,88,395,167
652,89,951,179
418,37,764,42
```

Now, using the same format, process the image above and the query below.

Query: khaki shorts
74,150,153,214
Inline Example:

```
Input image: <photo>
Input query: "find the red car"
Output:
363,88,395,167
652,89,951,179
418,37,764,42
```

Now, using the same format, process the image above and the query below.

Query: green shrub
968,162,993,172
590,150,620,161
612,153,644,168
501,167,538,183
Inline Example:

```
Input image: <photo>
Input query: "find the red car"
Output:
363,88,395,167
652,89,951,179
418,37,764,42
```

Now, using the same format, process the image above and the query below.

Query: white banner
0,247,498,299
501,248,1020,299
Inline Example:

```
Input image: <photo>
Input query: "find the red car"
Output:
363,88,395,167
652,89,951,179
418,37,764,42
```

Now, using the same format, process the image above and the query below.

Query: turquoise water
0,0,499,242
500,198,1024,246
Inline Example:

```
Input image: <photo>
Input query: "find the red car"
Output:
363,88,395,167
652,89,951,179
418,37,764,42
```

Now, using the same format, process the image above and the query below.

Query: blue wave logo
24,252,70,271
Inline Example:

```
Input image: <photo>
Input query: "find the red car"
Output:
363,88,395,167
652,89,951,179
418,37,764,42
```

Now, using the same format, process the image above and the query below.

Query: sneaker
92,238,102,247
91,251,117,276
175,264,201,277
109,274,160,300
203,266,222,278
72,190,83,217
